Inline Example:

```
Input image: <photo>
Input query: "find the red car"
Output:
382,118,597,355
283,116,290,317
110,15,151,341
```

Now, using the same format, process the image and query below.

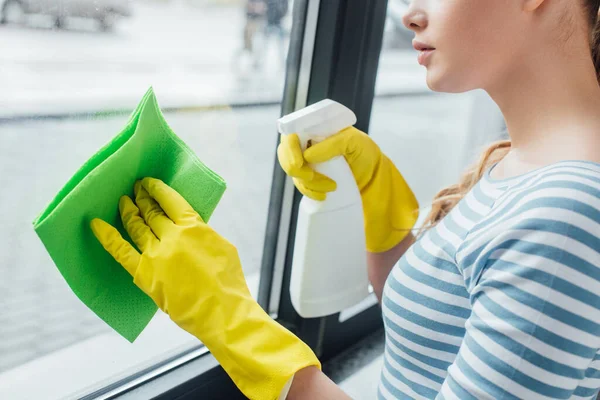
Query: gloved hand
91,177,320,400
278,127,419,253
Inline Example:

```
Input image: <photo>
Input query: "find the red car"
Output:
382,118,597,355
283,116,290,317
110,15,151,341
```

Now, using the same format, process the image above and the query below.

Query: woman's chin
424,67,445,92
425,69,471,94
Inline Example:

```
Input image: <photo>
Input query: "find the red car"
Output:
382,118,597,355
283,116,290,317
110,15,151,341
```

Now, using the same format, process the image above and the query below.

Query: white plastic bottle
278,99,369,318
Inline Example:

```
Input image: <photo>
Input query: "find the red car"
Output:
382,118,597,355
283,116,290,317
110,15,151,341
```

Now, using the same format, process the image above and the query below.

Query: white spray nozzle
277,99,357,147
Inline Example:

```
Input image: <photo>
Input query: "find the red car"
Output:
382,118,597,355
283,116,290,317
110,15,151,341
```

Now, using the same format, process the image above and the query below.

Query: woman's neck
485,43,600,178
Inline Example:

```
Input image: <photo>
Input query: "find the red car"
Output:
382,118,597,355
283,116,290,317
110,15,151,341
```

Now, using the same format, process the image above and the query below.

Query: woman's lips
417,49,435,65
413,40,436,66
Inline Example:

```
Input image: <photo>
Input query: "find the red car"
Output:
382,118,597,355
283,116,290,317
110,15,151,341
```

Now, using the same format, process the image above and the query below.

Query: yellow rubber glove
278,127,419,253
90,177,320,400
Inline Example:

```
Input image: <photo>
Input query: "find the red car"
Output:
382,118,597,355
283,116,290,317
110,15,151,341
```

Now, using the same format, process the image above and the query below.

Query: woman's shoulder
492,161,600,238
506,160,600,205
535,160,600,178
484,160,600,236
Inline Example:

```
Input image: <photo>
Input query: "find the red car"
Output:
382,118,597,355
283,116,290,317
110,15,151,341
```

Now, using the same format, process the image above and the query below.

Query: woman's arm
368,233,415,302
287,367,353,400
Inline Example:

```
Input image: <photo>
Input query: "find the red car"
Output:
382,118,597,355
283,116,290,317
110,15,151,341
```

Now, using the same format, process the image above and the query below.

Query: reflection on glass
0,0,291,398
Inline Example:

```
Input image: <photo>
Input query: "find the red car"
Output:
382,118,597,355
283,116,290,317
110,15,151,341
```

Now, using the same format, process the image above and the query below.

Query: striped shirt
379,160,600,400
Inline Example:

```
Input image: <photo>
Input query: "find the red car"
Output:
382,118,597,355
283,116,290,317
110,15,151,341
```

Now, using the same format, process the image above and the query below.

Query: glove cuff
196,301,321,400
362,155,419,253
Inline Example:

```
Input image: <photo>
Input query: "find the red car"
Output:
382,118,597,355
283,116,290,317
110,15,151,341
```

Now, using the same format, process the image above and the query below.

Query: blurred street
1,1,270,117
0,0,424,119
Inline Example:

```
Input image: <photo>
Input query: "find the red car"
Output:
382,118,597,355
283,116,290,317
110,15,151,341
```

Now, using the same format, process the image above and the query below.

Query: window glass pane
0,0,293,397
373,0,505,209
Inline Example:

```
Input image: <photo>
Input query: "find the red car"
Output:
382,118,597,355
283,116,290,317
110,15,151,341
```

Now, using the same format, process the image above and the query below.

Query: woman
91,0,600,398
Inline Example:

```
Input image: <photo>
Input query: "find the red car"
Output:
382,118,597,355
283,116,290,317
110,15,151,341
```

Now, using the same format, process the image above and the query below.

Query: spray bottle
278,99,369,318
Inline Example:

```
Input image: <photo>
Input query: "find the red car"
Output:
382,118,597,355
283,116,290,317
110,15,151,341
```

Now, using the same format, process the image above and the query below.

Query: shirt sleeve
438,196,600,399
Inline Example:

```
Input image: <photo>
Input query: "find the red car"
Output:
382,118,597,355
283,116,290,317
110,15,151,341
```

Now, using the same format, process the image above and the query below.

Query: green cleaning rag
33,88,226,342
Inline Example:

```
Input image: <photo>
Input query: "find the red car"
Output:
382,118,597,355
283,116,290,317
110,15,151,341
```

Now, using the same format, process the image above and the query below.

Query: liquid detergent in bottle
278,99,369,318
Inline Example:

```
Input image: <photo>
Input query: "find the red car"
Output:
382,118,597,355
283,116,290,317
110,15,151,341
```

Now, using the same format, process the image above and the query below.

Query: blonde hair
419,140,511,232
592,5,600,81
419,2,600,232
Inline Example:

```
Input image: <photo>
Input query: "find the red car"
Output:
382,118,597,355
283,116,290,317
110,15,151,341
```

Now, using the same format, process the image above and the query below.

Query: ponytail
592,9,600,82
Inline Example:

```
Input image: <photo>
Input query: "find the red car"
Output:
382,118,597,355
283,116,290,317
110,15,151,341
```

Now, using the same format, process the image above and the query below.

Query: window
0,0,296,398
1,1,501,398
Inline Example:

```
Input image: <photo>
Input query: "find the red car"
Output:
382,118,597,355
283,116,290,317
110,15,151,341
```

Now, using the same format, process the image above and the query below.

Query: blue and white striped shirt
379,161,600,399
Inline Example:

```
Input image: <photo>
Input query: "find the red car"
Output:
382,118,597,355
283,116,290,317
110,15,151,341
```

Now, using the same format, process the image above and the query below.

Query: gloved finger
304,128,353,164
299,173,337,193
90,218,141,277
277,134,316,181
134,181,173,238
141,177,201,225
294,178,327,201
119,195,159,253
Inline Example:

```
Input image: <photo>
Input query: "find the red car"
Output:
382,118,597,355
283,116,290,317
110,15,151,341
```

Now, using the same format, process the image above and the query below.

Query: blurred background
0,1,505,398
0,0,419,117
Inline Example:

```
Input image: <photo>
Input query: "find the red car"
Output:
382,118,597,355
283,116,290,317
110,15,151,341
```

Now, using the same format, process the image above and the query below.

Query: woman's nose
402,7,428,32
